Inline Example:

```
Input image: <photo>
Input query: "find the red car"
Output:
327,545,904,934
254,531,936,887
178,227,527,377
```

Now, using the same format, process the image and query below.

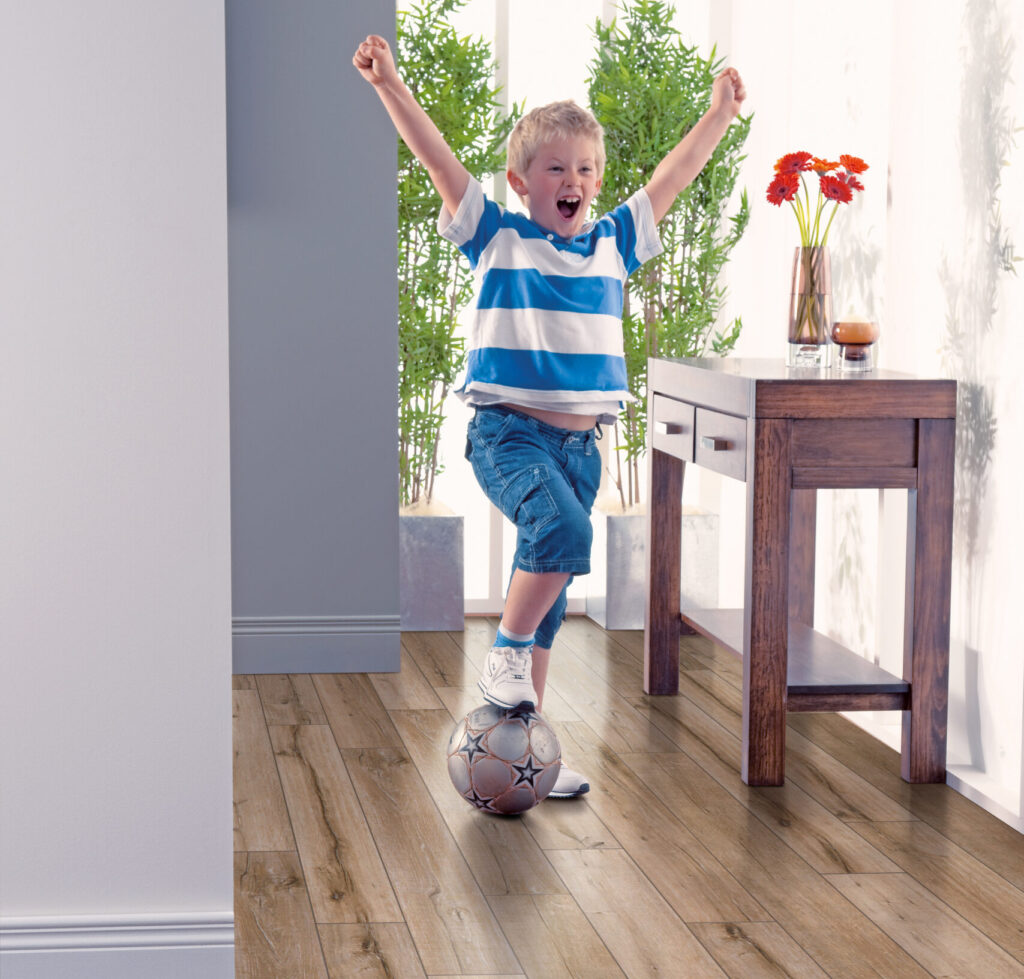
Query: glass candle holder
831,320,880,372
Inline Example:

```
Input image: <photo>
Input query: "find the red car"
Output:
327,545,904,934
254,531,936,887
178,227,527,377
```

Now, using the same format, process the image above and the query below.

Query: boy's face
507,135,603,239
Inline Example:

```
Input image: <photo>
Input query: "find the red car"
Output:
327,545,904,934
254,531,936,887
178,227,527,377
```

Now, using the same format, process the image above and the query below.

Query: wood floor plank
523,796,622,852
547,848,727,978
688,922,829,978
846,819,1024,963
232,619,1024,979
790,711,1024,891
343,745,521,976
635,671,915,824
402,630,478,690
566,625,913,840
580,749,768,923
629,681,894,864
313,672,404,748
487,893,626,979
827,873,1024,977
233,689,295,852
257,673,327,725
372,645,446,710
389,707,569,897
621,697,900,876
544,643,680,754
629,749,932,978
269,724,402,923
318,922,426,978
234,850,329,979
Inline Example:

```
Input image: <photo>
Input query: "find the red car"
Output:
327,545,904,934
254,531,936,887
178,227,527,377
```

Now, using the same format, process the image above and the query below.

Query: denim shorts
465,405,602,647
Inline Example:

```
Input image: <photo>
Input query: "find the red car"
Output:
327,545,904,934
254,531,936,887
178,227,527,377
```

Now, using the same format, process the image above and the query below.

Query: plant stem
820,201,840,247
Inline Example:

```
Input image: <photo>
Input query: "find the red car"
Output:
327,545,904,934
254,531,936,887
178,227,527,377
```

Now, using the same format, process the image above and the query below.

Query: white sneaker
478,644,536,710
548,764,590,799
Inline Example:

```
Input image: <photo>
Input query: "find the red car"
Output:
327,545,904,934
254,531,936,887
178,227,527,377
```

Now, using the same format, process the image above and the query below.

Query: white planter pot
586,509,719,630
399,513,464,631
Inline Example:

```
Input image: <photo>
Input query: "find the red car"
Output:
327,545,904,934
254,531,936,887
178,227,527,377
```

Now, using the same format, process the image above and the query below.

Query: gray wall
227,0,400,672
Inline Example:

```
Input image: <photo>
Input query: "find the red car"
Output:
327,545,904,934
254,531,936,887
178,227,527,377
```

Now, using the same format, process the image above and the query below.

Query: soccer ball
446,703,561,814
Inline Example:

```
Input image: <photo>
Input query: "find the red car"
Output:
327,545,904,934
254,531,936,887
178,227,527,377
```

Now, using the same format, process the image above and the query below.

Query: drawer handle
700,435,730,451
657,421,687,436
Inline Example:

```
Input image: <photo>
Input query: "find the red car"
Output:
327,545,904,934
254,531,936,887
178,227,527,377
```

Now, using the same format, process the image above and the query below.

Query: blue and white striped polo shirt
438,177,663,422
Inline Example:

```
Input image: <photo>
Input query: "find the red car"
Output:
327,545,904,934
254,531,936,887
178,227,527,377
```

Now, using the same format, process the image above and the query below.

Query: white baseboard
0,911,234,979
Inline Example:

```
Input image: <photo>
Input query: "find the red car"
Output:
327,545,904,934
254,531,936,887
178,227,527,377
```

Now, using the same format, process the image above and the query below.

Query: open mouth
557,196,581,220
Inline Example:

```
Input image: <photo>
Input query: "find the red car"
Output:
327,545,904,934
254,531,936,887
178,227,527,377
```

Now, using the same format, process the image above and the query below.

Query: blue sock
494,623,534,649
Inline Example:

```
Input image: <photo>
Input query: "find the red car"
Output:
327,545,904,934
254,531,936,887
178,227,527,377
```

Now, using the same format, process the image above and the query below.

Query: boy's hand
710,67,746,120
353,35,399,88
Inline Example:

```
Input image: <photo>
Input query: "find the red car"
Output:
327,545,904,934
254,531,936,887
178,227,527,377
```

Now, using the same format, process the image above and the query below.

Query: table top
649,357,957,420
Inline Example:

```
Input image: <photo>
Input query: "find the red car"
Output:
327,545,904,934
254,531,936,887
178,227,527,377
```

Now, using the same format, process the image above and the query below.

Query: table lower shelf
680,608,911,713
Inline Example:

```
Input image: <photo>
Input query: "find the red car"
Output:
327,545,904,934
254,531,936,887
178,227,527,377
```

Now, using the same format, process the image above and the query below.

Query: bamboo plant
588,0,752,507
396,0,517,508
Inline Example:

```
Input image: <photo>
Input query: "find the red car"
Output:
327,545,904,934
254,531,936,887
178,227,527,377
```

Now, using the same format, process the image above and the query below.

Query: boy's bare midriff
509,404,599,432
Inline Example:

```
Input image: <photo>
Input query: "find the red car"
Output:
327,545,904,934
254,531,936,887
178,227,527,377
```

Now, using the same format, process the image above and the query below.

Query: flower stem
820,202,839,247
791,198,808,245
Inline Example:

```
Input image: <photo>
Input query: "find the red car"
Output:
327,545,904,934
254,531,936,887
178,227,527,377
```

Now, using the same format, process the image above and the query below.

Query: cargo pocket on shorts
500,466,558,538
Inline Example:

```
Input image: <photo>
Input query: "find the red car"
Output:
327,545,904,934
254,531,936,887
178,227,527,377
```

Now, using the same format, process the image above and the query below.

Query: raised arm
644,67,747,225
353,35,470,216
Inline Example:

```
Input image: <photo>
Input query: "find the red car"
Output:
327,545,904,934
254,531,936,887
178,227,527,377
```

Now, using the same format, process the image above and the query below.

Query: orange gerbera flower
811,157,839,174
774,151,813,173
839,154,869,174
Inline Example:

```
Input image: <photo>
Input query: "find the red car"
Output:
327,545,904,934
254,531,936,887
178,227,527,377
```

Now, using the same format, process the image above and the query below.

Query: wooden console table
643,358,956,786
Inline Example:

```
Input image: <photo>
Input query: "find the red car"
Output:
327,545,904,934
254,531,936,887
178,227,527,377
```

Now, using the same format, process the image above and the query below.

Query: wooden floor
233,615,1024,978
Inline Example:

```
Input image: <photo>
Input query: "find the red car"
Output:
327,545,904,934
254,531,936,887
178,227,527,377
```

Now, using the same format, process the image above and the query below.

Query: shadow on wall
822,59,885,660
939,0,1017,769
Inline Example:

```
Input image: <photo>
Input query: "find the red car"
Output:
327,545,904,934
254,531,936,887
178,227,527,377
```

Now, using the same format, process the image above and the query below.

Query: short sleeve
437,177,505,269
625,188,664,267
604,188,664,277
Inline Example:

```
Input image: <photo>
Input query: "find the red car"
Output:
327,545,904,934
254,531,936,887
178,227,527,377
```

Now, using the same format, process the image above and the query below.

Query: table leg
644,447,683,695
902,418,954,782
743,418,790,785
789,489,816,628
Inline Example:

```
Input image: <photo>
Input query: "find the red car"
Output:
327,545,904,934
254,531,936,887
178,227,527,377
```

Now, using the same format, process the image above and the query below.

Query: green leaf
588,0,752,503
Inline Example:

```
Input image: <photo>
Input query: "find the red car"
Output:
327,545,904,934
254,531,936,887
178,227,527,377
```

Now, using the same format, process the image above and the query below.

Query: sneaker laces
502,647,531,681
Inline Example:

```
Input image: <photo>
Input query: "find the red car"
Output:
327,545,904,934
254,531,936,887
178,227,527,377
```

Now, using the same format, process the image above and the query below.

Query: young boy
354,34,745,798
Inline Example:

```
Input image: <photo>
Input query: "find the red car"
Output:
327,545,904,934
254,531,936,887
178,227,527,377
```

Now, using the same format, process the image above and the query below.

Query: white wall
719,0,1024,830
0,2,234,975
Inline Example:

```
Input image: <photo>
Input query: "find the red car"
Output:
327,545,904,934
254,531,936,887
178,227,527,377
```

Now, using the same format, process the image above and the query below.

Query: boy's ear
506,168,528,199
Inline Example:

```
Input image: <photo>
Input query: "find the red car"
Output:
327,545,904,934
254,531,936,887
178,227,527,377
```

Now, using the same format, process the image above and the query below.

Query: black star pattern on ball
466,787,494,809
458,731,487,764
512,756,543,787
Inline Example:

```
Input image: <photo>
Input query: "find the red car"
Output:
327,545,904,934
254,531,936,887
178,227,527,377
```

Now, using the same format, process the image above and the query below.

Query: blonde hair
507,100,606,177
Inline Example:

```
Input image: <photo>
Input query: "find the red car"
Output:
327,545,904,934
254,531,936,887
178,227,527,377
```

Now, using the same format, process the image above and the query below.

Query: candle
831,319,880,345
831,318,879,371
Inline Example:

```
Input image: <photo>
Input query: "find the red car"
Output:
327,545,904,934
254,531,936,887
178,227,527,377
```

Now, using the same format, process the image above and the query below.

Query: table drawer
695,407,747,481
651,395,695,461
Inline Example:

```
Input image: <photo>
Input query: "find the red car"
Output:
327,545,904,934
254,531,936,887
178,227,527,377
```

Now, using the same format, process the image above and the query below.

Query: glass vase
787,246,833,369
